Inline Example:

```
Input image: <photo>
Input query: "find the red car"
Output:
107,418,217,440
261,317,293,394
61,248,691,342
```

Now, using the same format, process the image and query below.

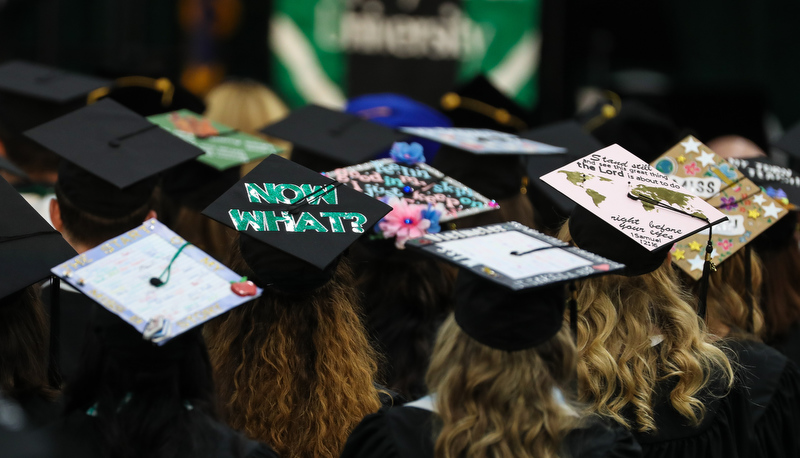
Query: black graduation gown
41,283,97,383
340,406,642,458
728,338,800,458
768,323,800,367
627,374,755,458
52,410,277,458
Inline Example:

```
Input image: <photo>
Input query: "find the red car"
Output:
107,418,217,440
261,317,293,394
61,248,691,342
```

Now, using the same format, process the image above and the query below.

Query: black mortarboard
522,120,604,226
203,154,392,271
24,99,203,215
86,76,206,117
774,121,800,164
0,60,109,105
258,104,408,172
405,222,624,350
0,176,76,299
161,160,242,212
439,75,531,134
728,156,800,208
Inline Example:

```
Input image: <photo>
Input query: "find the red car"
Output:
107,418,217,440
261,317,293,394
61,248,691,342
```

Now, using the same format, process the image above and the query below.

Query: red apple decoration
231,280,257,297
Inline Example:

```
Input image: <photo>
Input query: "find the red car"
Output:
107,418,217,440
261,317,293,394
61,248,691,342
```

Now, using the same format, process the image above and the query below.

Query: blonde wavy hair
686,248,765,339
558,224,734,433
427,315,581,458
204,254,382,458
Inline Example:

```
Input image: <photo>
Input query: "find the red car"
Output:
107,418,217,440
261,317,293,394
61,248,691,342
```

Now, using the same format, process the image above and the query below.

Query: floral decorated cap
202,154,392,270
651,136,789,280
323,142,499,248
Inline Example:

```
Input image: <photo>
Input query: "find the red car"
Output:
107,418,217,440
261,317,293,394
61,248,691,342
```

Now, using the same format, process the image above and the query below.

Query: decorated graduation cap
541,144,727,285
345,93,453,161
406,222,624,350
24,98,204,216
148,109,282,171
259,104,408,172
322,142,499,248
203,154,392,276
652,137,788,279
51,219,260,345
728,156,800,209
521,120,605,229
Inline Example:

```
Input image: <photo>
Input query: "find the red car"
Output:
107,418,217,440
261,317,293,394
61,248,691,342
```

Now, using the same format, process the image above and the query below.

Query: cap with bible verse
652,136,788,280
259,104,408,171
406,221,624,351
540,143,728,277
202,154,392,271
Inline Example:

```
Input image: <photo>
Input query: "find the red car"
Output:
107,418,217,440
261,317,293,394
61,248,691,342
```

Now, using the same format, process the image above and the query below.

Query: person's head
50,161,157,251
204,236,381,458
64,309,219,458
558,219,733,432
349,241,457,400
681,248,765,340
707,135,767,160
427,316,579,458
751,210,800,341
0,285,56,402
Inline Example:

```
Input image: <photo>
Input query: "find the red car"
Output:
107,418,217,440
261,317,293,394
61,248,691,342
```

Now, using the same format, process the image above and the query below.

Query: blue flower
420,204,442,233
390,142,426,165
716,163,738,181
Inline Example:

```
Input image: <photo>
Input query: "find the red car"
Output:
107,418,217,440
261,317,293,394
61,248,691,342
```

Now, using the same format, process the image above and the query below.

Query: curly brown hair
205,249,382,458
427,316,581,458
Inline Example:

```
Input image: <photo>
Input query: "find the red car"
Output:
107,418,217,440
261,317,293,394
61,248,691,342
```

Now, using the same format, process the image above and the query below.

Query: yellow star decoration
748,209,760,219
677,155,686,164
688,241,702,251
673,249,686,260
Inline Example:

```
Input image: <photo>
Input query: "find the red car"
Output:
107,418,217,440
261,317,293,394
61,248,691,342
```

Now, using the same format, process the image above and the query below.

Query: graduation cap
540,143,727,279
405,221,624,350
728,156,800,209
50,219,260,345
323,144,498,226
259,104,408,172
202,154,392,275
345,93,453,161
0,176,76,300
652,137,789,280
24,99,204,216
773,122,800,170
439,75,531,134
521,120,605,229
0,60,109,105
86,76,206,117
148,109,282,171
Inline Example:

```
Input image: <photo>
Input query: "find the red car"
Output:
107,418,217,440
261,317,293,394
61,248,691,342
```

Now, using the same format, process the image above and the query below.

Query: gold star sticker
688,241,702,252
677,155,686,164
673,249,686,260
748,209,760,219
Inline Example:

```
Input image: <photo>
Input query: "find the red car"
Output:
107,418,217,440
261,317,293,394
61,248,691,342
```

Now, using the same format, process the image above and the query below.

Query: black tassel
696,229,716,320
48,276,62,389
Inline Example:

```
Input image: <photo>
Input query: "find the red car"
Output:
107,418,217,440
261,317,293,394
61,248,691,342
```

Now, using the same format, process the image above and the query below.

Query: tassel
696,226,716,320
48,276,62,389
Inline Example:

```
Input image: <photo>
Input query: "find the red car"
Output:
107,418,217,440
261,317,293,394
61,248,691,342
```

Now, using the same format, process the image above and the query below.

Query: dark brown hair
0,285,57,401
55,184,154,247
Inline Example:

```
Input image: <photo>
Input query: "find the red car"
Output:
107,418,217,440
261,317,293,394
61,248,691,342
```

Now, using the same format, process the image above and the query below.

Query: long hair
205,249,382,458
427,316,580,458
0,285,56,401
63,325,227,458
171,207,236,264
558,224,734,432
757,236,800,342
683,249,765,339
350,243,457,400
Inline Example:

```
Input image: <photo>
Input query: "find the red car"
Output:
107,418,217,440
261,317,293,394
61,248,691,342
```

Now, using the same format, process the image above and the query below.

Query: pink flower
379,197,431,249
683,162,700,176
717,239,733,251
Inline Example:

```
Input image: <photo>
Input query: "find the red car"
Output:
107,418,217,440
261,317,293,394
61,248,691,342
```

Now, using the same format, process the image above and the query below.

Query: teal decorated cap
202,154,392,270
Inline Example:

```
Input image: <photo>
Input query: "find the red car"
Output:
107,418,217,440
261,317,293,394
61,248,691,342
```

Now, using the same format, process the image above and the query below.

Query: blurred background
2,0,799,147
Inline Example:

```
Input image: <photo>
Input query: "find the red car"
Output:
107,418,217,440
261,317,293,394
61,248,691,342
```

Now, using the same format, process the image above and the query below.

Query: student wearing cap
202,155,394,458
23,98,203,382
432,75,537,229
0,177,76,426
341,266,641,458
